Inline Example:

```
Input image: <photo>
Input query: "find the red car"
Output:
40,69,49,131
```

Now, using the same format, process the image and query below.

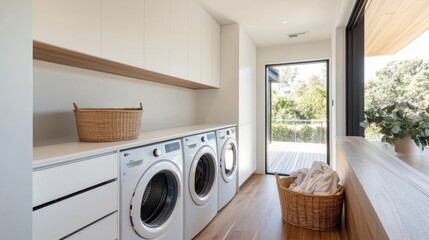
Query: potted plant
360,102,429,153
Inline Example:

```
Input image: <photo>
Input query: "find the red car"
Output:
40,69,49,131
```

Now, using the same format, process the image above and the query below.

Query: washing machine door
189,146,217,206
220,138,237,183
130,161,182,239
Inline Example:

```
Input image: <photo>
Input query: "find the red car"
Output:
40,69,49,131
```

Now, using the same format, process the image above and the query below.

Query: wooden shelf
33,41,216,90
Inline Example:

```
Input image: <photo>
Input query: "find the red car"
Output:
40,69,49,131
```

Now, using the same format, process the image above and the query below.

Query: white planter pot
394,136,421,155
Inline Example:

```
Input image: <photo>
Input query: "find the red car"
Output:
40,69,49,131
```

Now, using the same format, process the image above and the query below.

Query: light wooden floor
194,174,342,240
267,142,327,174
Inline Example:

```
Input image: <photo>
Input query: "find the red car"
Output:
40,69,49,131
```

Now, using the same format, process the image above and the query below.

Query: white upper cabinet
101,0,145,68
170,0,189,79
144,0,170,75
33,0,102,57
188,0,203,83
33,0,220,88
201,10,213,86
211,18,221,88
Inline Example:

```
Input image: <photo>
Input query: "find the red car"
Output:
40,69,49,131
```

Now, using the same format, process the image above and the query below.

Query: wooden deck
267,141,327,174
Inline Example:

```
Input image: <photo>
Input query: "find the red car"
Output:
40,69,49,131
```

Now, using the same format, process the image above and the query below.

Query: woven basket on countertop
73,102,143,142
275,173,344,231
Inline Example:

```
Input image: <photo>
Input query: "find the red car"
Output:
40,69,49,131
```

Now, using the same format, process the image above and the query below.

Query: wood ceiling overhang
365,0,429,57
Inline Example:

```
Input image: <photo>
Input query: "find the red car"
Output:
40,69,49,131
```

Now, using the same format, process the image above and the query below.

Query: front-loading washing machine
182,132,218,240
120,139,183,240
216,127,238,211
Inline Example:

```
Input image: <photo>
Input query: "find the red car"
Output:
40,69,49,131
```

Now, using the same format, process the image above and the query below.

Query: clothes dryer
216,127,238,211
182,132,218,240
120,140,183,240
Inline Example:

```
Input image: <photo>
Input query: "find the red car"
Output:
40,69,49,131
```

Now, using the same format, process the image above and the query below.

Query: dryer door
130,161,182,239
189,146,217,206
220,138,238,183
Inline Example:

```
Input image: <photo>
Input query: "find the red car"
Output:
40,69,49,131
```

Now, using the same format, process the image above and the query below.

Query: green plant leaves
384,116,396,122
360,122,369,129
361,101,429,149
391,125,400,134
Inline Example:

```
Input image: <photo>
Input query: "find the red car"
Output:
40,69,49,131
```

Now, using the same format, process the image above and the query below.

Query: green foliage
361,102,429,150
272,123,326,143
271,68,327,121
272,124,294,142
294,76,327,120
365,59,429,111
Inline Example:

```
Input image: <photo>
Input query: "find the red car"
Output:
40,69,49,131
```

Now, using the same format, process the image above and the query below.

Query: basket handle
73,102,79,111
334,185,344,195
274,172,281,183
139,102,143,110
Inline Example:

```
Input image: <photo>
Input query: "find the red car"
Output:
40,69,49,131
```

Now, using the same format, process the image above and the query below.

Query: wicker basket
275,173,344,231
73,102,143,142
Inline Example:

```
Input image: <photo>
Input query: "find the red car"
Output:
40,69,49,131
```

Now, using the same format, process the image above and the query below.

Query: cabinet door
144,0,170,75
201,10,212,86
211,18,221,88
188,0,203,83
33,153,118,207
67,212,117,240
33,0,102,56
170,0,189,79
33,181,118,240
102,0,144,68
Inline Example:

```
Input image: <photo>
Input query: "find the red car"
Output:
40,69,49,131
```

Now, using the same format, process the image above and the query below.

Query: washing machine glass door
189,146,217,206
221,138,237,183
130,161,182,239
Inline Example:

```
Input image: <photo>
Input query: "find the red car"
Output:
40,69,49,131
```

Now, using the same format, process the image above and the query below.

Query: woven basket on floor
73,102,143,142
275,173,344,231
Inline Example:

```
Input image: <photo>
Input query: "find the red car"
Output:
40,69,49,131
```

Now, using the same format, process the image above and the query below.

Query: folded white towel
290,161,339,195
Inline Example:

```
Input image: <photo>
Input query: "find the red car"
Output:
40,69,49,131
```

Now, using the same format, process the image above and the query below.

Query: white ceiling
197,0,339,47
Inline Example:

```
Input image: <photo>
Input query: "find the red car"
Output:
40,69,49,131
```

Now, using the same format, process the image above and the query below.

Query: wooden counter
336,137,429,240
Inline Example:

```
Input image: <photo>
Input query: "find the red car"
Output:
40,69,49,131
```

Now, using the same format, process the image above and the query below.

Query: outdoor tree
365,59,429,140
365,59,429,110
270,66,327,143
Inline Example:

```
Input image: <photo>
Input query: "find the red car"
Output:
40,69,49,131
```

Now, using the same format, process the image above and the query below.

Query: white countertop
33,124,235,168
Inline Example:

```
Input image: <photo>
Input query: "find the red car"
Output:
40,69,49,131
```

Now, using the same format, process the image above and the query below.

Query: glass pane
364,0,429,142
195,153,215,197
266,61,328,175
224,143,235,176
140,171,177,227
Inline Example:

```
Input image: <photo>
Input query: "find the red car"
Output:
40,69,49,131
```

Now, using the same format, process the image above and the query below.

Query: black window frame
346,0,368,136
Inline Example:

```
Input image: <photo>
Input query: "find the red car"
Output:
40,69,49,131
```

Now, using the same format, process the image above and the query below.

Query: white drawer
67,212,118,240
33,153,118,206
33,181,118,240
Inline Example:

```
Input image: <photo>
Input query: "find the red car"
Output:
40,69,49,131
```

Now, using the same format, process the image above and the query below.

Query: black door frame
264,60,330,175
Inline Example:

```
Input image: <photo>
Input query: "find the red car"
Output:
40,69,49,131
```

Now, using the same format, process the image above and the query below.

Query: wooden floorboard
194,174,343,240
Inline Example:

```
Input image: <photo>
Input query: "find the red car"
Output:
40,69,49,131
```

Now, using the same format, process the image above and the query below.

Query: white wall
34,61,197,145
330,0,356,168
195,24,239,124
238,27,257,186
196,24,257,186
0,0,33,238
255,40,331,173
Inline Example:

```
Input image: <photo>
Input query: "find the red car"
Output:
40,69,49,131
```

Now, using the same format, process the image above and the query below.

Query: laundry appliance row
119,127,238,240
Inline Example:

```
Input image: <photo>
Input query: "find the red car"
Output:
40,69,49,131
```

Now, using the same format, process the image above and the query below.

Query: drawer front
33,181,118,240
67,212,118,240
33,153,118,206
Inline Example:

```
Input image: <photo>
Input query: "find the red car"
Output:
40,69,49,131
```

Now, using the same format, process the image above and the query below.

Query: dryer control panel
120,139,183,183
